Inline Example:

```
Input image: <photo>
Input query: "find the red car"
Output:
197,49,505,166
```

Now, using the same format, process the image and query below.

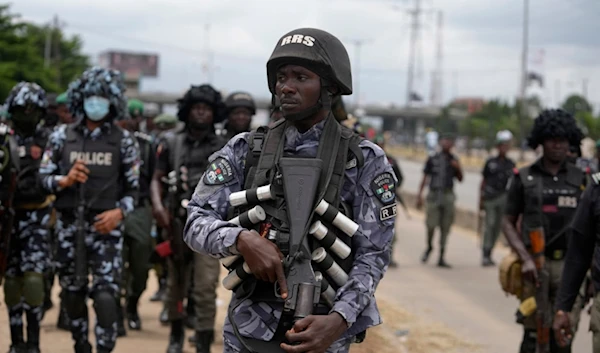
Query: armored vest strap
244,126,270,189
251,119,287,188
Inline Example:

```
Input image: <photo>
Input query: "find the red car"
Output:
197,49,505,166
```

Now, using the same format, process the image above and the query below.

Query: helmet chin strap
282,79,332,122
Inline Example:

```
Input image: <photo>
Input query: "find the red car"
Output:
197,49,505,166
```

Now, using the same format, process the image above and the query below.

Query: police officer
416,132,463,268
223,91,256,139
184,27,396,353
150,84,225,353
39,67,140,353
501,109,585,353
55,92,75,125
479,130,515,266
153,114,179,137
3,82,53,353
374,134,403,268
114,113,155,332
553,169,600,351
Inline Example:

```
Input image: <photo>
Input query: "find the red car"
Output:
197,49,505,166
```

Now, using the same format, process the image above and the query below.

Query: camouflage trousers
54,214,123,351
222,324,353,353
3,207,52,345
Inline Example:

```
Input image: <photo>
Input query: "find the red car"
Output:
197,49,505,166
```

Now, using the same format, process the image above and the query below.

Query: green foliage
0,4,89,101
457,99,520,150
562,94,592,115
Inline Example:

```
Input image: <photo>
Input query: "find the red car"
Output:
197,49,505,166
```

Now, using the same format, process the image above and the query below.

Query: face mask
84,96,110,122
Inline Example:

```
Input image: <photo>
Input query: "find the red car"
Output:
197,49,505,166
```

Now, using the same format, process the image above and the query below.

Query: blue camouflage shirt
39,121,140,217
184,119,396,341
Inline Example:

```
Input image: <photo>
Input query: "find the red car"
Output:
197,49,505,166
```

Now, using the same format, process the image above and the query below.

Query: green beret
56,92,68,104
128,99,144,115
153,113,177,125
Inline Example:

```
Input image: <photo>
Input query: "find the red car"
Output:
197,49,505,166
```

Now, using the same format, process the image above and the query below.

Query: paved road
398,157,482,212
382,210,592,353
0,209,591,352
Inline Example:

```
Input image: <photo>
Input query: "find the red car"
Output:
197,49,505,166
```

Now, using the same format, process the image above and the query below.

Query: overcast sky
13,0,600,110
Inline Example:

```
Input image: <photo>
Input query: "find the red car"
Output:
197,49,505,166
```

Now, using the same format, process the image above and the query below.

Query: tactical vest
54,125,123,211
166,131,224,203
14,132,49,206
226,117,364,311
518,162,583,254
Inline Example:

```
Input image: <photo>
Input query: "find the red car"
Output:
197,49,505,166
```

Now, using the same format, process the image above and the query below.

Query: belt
15,195,55,210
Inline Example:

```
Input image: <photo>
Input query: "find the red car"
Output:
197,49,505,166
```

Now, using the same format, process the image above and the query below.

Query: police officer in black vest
114,114,156,333
501,109,585,353
150,84,226,353
223,91,256,140
39,67,140,353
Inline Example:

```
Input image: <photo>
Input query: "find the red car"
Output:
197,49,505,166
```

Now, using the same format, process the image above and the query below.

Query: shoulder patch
592,173,600,185
203,157,234,185
380,203,397,221
513,167,519,175
371,172,396,205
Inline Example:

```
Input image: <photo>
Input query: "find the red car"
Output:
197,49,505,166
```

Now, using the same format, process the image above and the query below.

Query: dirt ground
0,268,479,353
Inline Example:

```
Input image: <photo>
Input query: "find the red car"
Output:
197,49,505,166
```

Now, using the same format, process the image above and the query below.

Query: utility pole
430,10,444,106
202,23,214,84
345,38,372,108
518,0,529,161
44,23,52,68
582,78,589,99
53,15,62,87
405,0,421,106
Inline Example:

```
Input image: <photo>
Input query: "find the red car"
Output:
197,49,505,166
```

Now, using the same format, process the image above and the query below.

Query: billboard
98,51,159,78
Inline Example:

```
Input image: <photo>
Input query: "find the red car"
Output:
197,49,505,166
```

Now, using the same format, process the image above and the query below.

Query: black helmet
267,28,352,95
177,84,224,123
224,91,256,115
5,82,48,113
266,28,352,121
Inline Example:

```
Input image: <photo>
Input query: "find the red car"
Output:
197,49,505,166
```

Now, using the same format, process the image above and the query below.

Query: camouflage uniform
2,82,52,353
40,122,139,352
184,120,396,352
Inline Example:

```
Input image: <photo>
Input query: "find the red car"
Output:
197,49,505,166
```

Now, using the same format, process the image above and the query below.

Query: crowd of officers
1,26,600,353
0,69,272,353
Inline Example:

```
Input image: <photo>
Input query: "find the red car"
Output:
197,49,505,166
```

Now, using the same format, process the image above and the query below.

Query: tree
562,94,592,116
458,99,516,150
0,4,89,100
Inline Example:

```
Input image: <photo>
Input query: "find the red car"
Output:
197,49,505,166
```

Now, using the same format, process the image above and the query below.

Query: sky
12,0,600,110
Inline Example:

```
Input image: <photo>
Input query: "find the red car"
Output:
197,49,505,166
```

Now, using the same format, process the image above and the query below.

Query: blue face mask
83,96,110,121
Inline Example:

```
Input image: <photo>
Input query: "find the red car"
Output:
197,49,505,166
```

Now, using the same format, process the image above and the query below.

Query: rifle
74,182,87,288
279,158,323,321
529,227,551,353
162,170,189,314
0,125,18,285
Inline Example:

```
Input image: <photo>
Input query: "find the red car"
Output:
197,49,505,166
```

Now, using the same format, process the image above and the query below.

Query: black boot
437,249,452,269
150,277,166,302
421,247,432,263
116,299,127,337
25,308,41,353
195,330,214,353
166,320,184,353
185,297,196,330
389,259,398,268
9,314,26,353
7,344,27,353
482,249,494,267
74,341,92,353
126,296,142,330
159,306,169,326
56,292,70,331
